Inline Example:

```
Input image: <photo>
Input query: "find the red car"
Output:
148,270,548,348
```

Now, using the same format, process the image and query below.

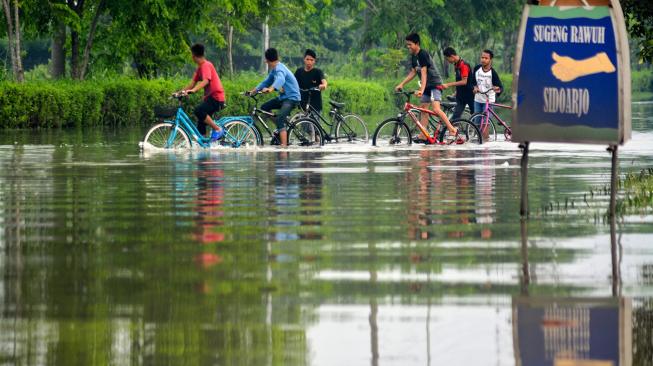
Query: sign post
512,0,631,218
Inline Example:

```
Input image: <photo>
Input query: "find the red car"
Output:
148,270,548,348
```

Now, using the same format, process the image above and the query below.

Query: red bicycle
372,90,482,147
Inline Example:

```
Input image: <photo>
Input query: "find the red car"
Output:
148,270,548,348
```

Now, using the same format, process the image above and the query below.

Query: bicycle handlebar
395,89,417,97
171,91,193,99
300,87,321,93
476,88,500,95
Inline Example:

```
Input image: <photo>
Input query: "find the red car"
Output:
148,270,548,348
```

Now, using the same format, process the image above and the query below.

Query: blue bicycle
142,92,260,149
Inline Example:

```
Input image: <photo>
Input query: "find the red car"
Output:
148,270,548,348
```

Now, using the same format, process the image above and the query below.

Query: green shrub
632,69,653,94
0,76,395,129
327,79,392,115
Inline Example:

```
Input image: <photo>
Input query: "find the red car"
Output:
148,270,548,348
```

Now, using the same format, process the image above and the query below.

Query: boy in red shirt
181,44,226,141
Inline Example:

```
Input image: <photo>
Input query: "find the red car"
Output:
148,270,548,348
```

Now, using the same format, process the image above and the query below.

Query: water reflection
515,216,633,366
0,102,651,365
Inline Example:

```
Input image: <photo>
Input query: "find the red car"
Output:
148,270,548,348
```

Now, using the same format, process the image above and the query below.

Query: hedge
0,77,394,129
1,69,651,129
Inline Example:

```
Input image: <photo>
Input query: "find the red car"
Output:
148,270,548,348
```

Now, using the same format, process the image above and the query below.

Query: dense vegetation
2,0,652,81
1,0,652,128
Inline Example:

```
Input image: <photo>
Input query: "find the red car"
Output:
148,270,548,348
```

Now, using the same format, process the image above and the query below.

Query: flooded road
0,102,652,365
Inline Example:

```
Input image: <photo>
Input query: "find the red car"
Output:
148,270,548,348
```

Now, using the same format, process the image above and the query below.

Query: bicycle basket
154,106,178,119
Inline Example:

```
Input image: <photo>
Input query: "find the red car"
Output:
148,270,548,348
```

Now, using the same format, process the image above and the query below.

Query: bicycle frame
475,90,513,140
242,93,277,139
165,105,256,148
299,90,339,141
401,99,443,145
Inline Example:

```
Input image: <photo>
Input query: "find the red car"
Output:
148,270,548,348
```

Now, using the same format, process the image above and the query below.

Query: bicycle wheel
143,123,191,149
222,120,260,147
470,113,497,142
372,118,412,147
287,118,324,147
445,119,482,145
289,110,310,125
335,114,369,143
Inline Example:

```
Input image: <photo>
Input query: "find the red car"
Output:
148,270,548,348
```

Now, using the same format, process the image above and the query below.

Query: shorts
420,88,442,104
194,98,225,135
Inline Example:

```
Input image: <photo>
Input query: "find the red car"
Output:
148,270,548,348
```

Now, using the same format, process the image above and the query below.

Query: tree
622,0,653,64
1,0,24,82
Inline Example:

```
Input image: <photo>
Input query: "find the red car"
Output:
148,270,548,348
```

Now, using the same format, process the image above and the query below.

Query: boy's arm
469,66,478,87
319,69,327,91
270,69,285,91
183,80,197,91
443,64,469,89
188,80,208,94
256,72,274,91
396,69,416,91
416,67,428,96
492,69,504,94
470,65,479,93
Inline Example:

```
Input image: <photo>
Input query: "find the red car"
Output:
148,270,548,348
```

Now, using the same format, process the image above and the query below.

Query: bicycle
470,89,513,142
242,91,324,147
143,92,260,149
372,90,482,147
290,87,369,143
444,94,472,121
400,92,477,143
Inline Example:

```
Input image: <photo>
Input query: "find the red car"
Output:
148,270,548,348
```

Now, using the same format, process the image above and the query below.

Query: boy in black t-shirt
395,33,458,143
295,49,328,112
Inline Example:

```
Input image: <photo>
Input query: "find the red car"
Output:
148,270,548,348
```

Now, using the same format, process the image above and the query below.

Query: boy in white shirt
470,49,504,118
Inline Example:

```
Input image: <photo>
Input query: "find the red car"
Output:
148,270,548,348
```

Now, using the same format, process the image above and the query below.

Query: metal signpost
512,0,631,218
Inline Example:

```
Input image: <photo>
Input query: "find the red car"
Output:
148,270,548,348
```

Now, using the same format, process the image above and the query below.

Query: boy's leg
429,89,456,134
418,90,435,140
204,100,225,135
276,100,298,146
418,103,431,140
194,102,211,136
261,97,282,114
451,99,466,120
472,101,485,128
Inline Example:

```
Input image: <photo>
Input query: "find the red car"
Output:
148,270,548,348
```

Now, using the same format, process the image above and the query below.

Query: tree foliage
622,0,653,64
1,0,651,80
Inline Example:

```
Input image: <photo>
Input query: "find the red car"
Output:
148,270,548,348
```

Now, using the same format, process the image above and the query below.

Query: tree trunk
1,0,16,77
227,21,234,76
71,30,80,79
361,7,372,79
78,0,105,80
503,31,517,73
2,0,24,82
12,0,23,82
260,18,269,74
67,0,85,80
51,21,66,78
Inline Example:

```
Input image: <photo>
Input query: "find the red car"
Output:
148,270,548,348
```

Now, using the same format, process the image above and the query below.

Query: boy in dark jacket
470,49,504,118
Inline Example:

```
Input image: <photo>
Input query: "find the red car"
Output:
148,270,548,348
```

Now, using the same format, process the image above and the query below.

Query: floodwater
0,103,652,366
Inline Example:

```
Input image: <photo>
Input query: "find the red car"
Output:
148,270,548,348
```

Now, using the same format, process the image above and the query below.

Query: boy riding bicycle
179,43,226,142
395,33,457,143
249,48,301,147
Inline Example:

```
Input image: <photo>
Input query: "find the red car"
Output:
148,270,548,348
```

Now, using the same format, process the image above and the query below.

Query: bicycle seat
329,100,346,109
441,101,457,109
